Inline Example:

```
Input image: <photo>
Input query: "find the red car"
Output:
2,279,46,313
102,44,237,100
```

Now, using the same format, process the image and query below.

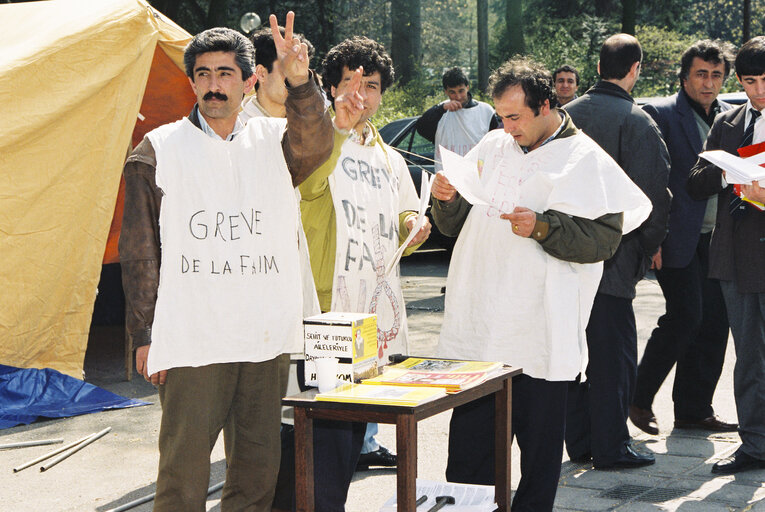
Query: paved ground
2,248,764,511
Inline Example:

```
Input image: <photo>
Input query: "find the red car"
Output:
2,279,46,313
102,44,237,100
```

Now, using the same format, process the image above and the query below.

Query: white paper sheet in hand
439,146,491,205
699,150,765,184
385,171,432,276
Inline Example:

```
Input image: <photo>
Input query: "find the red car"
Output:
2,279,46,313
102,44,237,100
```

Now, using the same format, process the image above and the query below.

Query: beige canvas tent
0,0,196,377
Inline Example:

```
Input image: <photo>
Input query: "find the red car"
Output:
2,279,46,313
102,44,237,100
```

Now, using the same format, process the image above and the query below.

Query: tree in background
478,0,489,90
390,0,422,84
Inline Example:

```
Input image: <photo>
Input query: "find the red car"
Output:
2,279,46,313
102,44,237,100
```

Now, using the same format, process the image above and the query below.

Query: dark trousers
155,356,289,512
272,361,365,512
446,374,569,512
633,233,729,420
566,293,636,466
720,280,765,459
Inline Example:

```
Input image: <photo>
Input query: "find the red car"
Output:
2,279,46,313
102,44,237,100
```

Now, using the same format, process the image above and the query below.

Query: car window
409,130,435,165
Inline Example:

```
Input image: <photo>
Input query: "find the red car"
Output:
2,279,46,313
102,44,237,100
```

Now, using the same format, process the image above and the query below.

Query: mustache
203,91,228,101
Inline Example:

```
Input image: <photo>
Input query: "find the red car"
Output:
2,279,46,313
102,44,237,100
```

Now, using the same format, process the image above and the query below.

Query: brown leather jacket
119,77,332,350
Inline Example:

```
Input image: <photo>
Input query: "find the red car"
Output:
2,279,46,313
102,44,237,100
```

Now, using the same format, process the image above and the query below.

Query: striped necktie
730,109,762,217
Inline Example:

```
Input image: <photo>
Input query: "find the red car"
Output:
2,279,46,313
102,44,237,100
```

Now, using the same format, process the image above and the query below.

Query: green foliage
632,25,702,97
371,79,444,128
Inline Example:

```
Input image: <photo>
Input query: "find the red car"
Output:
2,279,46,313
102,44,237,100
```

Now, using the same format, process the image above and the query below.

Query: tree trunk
621,0,636,35
743,0,751,44
315,0,336,57
390,0,421,85
477,0,489,92
505,0,525,57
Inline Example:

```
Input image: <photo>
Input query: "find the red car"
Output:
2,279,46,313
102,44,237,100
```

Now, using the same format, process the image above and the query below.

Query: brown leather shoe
674,415,738,432
629,405,659,435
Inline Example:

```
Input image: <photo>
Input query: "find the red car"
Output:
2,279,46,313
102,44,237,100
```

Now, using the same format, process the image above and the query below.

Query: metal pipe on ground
13,432,105,473
0,439,63,450
105,481,225,512
39,427,111,472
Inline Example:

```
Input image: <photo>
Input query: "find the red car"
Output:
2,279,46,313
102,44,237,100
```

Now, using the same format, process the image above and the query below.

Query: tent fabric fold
0,0,195,378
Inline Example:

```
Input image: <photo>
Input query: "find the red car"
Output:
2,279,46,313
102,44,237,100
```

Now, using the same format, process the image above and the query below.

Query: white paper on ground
439,146,491,206
385,172,433,276
699,150,765,184
379,478,496,511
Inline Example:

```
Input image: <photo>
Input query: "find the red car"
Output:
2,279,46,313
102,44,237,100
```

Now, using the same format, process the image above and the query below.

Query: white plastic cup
315,357,339,393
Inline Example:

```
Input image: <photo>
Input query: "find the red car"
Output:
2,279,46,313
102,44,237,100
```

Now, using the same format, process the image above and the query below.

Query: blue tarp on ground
0,365,149,429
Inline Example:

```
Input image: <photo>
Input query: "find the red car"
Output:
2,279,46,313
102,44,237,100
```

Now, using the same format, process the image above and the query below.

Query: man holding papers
431,58,651,511
296,36,431,511
688,36,765,475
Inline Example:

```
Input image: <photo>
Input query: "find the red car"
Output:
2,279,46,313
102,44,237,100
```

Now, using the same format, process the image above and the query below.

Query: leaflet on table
439,146,491,206
389,357,504,374
385,171,433,276
362,358,505,392
380,479,496,512
362,368,489,392
315,383,446,406
698,149,765,184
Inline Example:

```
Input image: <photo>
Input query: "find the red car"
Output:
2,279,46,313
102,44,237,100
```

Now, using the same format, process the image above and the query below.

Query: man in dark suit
688,36,765,474
564,34,671,469
630,40,738,436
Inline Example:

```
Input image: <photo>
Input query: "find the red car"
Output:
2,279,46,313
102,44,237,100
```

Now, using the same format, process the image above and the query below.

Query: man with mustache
688,36,765,474
119,13,354,510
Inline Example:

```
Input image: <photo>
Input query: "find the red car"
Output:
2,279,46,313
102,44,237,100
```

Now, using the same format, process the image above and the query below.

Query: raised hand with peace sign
269,11,309,88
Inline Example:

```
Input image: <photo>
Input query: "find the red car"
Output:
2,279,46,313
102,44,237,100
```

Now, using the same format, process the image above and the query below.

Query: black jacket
565,81,671,299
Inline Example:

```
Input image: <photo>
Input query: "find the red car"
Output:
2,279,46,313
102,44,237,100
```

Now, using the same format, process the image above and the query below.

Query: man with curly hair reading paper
431,58,652,511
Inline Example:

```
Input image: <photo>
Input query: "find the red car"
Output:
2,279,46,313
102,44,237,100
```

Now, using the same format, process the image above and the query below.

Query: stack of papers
380,479,496,511
699,150,765,184
362,357,504,393
315,383,446,406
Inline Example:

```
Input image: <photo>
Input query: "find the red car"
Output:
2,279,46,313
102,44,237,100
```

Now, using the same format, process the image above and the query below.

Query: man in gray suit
564,34,671,469
688,36,765,474
630,40,737,436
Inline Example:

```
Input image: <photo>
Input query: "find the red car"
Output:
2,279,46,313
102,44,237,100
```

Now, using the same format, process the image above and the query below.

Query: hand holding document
385,172,432,276
439,146,491,206
699,150,765,185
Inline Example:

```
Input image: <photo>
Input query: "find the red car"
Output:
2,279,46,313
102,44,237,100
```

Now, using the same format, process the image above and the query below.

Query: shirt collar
196,105,245,141
522,111,565,153
681,88,720,127
348,123,375,146
745,99,764,125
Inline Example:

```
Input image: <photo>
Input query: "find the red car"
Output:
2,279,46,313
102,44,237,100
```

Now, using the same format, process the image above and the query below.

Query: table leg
494,377,512,511
294,407,314,512
396,414,417,512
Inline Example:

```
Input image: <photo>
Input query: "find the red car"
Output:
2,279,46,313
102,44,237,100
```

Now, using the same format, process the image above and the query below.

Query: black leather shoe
594,443,655,469
675,415,738,432
711,450,765,474
629,405,659,435
569,452,592,464
356,445,397,470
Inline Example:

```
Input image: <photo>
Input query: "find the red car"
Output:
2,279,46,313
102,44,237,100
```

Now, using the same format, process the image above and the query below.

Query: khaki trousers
154,354,290,512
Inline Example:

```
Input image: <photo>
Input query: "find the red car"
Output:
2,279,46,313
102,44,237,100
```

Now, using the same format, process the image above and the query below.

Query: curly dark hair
678,39,735,82
442,67,469,89
184,27,254,81
489,57,555,115
321,36,395,105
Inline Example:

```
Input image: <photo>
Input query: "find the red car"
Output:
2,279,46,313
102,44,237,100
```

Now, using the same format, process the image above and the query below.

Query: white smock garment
146,118,305,375
434,101,496,172
438,130,651,381
329,130,420,362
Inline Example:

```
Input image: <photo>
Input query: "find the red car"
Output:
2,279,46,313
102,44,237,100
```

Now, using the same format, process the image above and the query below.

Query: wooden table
283,367,522,512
